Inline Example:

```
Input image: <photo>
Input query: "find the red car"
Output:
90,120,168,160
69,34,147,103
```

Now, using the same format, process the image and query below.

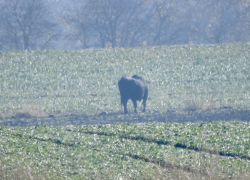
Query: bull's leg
142,99,146,112
123,99,129,114
132,100,138,113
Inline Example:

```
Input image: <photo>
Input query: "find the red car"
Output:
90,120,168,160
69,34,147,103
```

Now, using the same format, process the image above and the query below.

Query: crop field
0,42,250,179
1,122,250,179
0,42,250,118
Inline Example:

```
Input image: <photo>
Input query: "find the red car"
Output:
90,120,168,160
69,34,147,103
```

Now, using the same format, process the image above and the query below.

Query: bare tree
63,0,151,48
61,0,92,49
60,0,250,49
149,0,187,45
2,0,249,50
192,0,250,44
0,0,60,50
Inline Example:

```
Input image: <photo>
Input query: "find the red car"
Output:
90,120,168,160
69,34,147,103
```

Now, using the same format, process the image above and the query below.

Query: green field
0,42,250,179
1,122,250,179
0,42,250,117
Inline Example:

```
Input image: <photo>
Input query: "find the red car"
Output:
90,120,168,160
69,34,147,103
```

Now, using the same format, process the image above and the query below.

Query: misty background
0,0,249,51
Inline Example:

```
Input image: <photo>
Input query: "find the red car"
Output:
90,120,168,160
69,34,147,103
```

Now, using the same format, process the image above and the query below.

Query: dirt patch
164,107,250,123
11,109,47,119
0,107,249,127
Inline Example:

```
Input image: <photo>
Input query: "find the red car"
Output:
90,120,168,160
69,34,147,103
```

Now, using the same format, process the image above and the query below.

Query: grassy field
0,42,250,179
0,42,249,117
1,122,250,179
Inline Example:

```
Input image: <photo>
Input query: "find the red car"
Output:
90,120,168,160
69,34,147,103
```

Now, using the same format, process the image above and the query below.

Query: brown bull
118,75,148,114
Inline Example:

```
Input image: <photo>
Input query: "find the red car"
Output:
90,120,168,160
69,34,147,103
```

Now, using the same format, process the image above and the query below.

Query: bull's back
118,76,147,101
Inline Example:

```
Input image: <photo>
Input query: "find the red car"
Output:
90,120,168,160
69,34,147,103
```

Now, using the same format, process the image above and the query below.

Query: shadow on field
0,107,249,126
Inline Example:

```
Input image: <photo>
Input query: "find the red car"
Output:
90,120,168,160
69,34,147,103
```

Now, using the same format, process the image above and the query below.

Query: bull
118,75,148,114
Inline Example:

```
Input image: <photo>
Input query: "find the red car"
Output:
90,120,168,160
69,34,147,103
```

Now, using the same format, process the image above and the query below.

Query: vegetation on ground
1,121,250,179
0,42,249,118
0,42,250,179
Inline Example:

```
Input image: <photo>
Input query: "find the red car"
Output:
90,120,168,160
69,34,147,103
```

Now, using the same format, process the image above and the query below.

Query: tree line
0,0,249,51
